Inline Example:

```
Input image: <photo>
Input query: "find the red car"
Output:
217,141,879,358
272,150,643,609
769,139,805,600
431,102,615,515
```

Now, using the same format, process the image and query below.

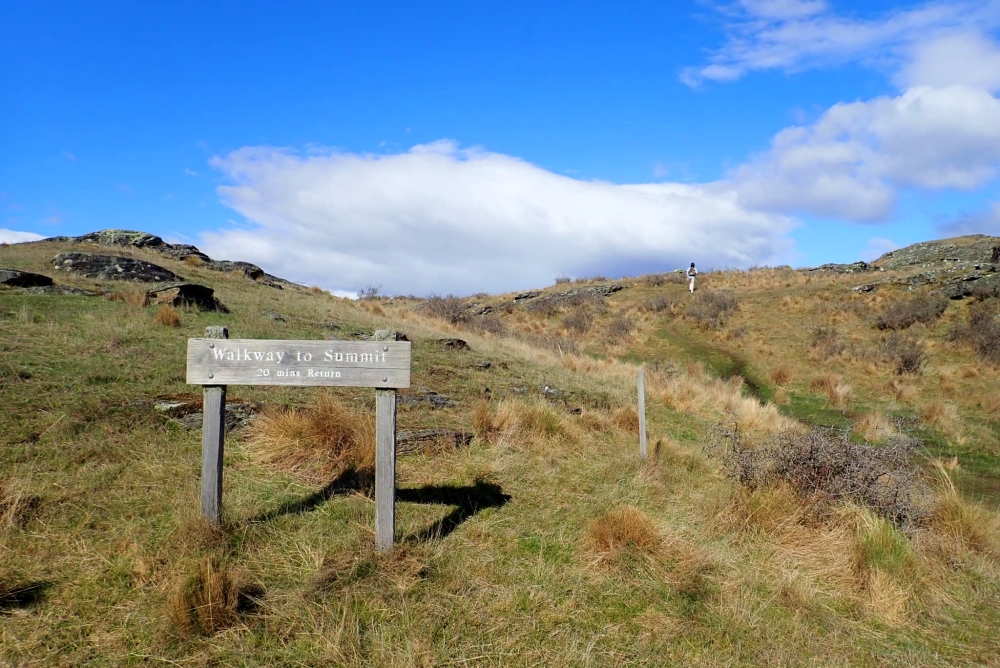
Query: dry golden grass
612,406,639,434
855,412,895,443
929,466,1000,557
247,393,375,484
106,287,150,307
586,506,660,558
920,401,958,431
168,558,242,636
153,305,181,327
769,367,792,386
182,255,204,267
811,373,852,408
888,378,917,403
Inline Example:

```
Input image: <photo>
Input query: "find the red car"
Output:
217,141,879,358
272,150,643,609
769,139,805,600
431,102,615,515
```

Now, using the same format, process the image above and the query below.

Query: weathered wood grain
201,326,228,525
638,367,647,459
374,329,397,552
186,338,411,388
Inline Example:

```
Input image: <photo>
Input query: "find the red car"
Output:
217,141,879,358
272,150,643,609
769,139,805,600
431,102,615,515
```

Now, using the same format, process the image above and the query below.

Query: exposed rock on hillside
52,253,182,282
853,264,1000,297
147,282,229,312
41,229,290,286
870,235,1000,270
0,269,54,288
807,261,871,274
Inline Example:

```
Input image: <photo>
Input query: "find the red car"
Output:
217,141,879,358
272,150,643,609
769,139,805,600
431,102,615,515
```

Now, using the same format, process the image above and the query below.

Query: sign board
186,338,411,388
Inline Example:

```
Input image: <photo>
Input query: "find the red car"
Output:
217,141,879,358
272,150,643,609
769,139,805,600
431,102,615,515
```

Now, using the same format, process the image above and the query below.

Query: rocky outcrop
808,261,871,274
52,253,181,282
0,269,53,288
852,264,1000,297
397,429,473,456
146,282,229,312
870,235,1000,271
38,229,290,286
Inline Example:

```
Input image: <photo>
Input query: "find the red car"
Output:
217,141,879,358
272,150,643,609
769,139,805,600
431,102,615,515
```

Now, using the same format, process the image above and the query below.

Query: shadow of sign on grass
0,581,51,613
397,481,511,544
247,468,374,524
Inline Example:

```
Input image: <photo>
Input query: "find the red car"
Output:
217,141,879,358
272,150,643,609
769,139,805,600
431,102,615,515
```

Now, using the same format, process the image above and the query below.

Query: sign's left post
201,325,228,525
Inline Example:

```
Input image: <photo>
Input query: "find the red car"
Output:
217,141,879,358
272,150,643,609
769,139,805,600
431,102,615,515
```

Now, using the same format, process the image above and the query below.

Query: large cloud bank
0,228,44,244
201,142,794,296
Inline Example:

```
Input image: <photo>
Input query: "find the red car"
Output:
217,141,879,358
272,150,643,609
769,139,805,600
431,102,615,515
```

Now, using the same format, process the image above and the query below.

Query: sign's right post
374,329,398,552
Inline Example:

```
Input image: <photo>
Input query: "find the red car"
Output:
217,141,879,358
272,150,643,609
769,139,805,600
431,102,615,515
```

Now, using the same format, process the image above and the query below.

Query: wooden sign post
187,327,411,552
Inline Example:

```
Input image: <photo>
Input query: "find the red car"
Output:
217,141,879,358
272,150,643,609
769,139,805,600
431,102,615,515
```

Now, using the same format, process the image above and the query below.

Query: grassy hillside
2,238,999,666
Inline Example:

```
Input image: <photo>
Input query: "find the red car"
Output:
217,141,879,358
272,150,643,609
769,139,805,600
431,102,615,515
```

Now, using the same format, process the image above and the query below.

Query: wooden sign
189,329,408,552
186,338,411,388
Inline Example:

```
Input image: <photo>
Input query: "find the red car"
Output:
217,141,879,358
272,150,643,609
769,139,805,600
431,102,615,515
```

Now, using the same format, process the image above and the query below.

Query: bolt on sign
187,327,411,552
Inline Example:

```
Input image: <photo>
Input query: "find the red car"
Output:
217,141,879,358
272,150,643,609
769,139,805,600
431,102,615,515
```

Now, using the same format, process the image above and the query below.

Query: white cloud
897,31,1000,92
732,85,1000,221
184,168,199,177
201,141,794,296
937,202,1000,236
861,236,898,261
683,1,1000,86
0,228,44,244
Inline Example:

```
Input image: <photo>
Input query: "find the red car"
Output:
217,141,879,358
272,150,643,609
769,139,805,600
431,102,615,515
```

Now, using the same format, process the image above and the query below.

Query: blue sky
4,1,1000,295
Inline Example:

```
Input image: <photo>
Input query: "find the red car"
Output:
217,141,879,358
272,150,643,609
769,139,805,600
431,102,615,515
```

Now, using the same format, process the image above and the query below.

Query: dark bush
469,314,508,337
563,310,592,334
708,420,929,529
875,294,948,330
686,291,739,329
527,299,560,318
969,279,1000,301
880,332,926,375
641,296,673,313
949,302,1000,364
555,274,571,285
809,325,845,359
357,285,381,301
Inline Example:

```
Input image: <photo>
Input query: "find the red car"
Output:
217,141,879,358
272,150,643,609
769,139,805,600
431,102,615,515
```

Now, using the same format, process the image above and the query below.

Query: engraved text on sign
186,338,411,388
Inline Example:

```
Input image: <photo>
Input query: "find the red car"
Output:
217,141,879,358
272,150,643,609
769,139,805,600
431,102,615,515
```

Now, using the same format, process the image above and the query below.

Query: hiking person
687,263,698,293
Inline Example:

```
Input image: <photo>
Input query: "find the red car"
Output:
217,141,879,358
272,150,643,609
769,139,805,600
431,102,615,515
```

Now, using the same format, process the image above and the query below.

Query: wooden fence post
374,329,397,552
638,366,647,459
201,326,228,525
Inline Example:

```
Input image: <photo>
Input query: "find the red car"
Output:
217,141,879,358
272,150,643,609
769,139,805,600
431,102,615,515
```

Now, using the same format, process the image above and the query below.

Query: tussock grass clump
247,394,375,484
929,466,1000,556
107,287,150,307
474,398,567,447
887,378,916,403
949,301,1000,365
168,558,254,636
810,373,852,408
153,305,181,327
586,506,660,557
182,255,204,267
769,367,792,386
920,401,958,432
612,406,639,434
709,421,930,528
686,290,739,329
0,480,41,528
855,412,895,443
875,294,948,331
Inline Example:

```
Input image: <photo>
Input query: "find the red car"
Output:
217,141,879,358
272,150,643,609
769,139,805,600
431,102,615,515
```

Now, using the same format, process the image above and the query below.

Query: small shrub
357,285,381,300
154,306,181,327
423,294,468,324
949,302,1000,364
855,412,895,443
875,295,948,330
563,310,592,334
880,332,925,375
640,296,673,313
586,506,660,557
686,291,739,329
554,274,571,285
708,420,930,528
605,316,636,340
809,325,844,359
183,255,204,267
469,314,508,337
642,273,667,287
769,367,792,386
